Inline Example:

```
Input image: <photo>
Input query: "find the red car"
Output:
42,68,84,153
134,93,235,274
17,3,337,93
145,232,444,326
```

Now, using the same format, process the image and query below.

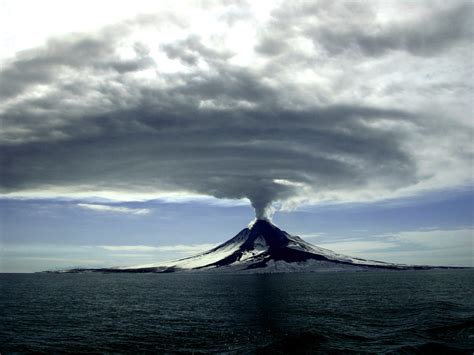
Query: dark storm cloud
0,73,418,218
0,13,181,100
0,1,472,217
0,36,157,99
257,1,473,58
315,3,473,57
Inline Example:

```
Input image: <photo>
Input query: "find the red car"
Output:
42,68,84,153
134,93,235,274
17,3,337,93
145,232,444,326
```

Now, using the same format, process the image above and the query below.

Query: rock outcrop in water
59,219,437,273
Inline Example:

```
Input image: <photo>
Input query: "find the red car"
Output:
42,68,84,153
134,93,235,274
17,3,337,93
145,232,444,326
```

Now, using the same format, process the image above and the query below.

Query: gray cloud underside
257,1,473,57
0,1,472,217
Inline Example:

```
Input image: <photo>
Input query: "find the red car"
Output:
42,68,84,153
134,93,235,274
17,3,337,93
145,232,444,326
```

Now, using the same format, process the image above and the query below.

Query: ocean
1,270,473,353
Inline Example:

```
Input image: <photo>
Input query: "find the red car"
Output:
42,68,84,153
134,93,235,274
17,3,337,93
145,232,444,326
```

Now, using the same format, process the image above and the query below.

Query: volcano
63,219,434,273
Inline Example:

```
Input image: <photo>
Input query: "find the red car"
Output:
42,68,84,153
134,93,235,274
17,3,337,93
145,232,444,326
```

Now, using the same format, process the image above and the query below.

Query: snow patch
123,231,249,270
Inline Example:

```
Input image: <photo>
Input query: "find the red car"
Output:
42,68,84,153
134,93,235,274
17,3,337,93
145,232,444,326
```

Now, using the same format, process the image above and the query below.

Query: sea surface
0,270,473,353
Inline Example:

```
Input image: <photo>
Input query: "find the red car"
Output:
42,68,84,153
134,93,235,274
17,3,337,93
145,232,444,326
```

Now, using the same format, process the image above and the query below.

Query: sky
0,0,472,272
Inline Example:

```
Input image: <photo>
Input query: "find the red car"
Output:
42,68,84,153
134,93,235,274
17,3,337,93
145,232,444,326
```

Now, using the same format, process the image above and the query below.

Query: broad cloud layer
0,0,472,218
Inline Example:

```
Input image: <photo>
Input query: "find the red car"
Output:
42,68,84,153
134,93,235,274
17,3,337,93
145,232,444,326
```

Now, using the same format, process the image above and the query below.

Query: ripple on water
0,270,473,353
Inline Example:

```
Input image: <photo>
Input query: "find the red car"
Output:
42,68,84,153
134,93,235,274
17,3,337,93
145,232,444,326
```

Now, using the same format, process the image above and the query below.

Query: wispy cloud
99,245,159,252
99,244,216,253
152,244,217,253
77,203,150,215
395,228,473,249
317,228,473,267
0,243,217,272
318,240,399,254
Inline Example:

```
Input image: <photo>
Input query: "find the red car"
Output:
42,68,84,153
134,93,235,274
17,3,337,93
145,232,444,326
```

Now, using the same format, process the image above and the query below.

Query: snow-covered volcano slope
66,220,434,273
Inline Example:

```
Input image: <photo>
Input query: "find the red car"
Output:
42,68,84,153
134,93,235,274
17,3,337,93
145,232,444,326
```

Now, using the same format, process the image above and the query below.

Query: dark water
0,270,473,354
